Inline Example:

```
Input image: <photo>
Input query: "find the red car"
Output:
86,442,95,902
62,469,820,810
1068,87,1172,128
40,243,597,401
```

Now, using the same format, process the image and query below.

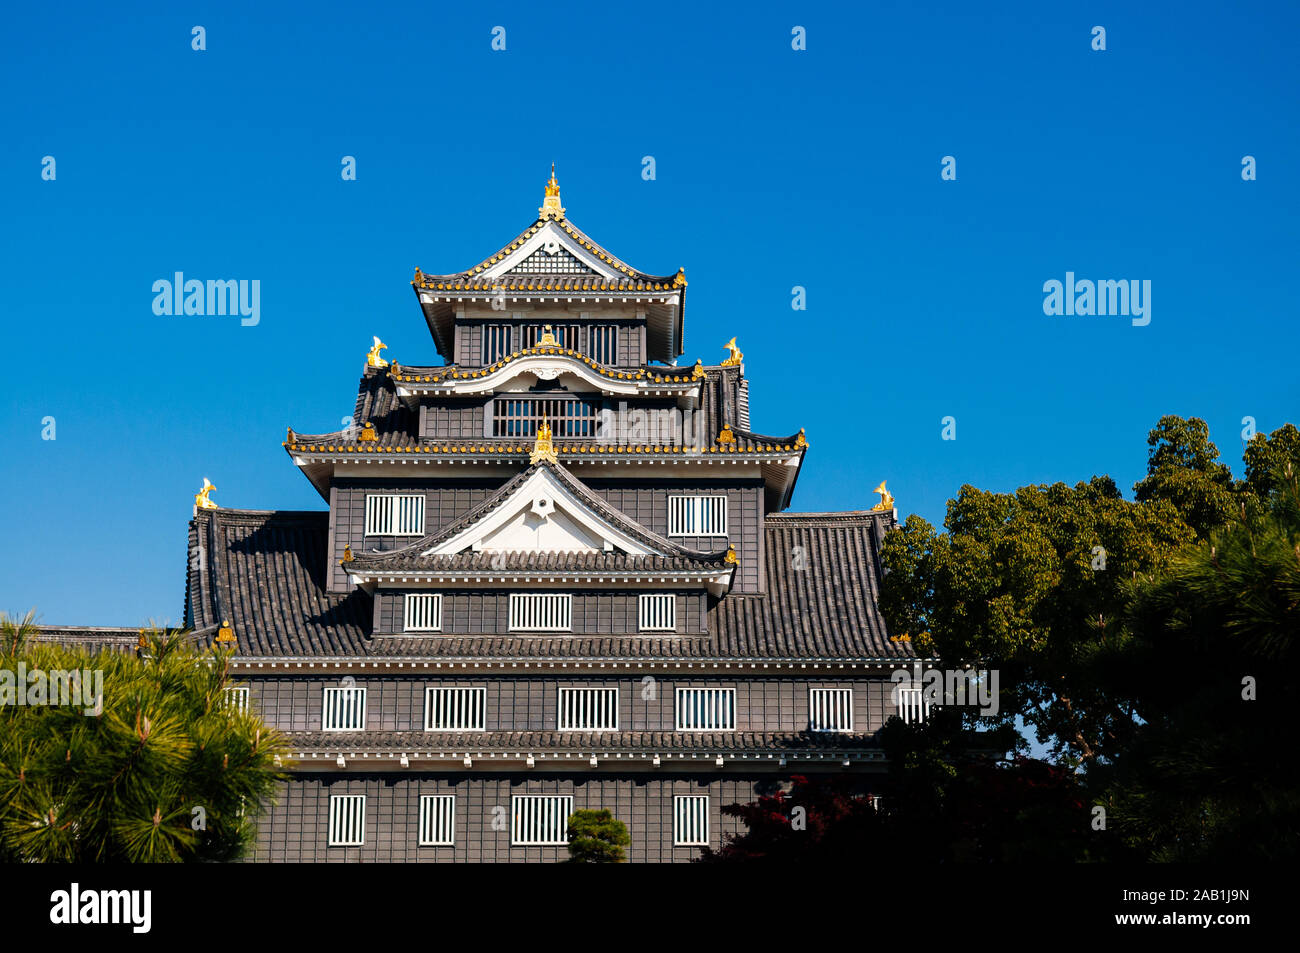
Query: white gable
425,467,657,557
483,221,621,281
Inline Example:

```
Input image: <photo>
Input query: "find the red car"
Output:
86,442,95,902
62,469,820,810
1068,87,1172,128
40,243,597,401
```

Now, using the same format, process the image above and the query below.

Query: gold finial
539,164,565,221
366,336,389,368
716,424,736,445
215,620,236,644
538,324,558,346
286,426,296,445
720,337,743,366
342,545,353,563
872,480,895,512
530,418,559,465
692,359,705,381
358,421,378,443
195,478,218,510
794,427,807,449
413,267,424,285
673,267,688,288
724,545,739,566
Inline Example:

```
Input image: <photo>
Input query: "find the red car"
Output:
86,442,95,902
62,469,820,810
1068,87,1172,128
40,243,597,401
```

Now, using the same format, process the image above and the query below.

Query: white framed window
511,795,574,846
404,593,443,632
328,795,366,846
638,594,677,632
668,495,728,536
322,685,367,731
418,795,456,846
364,494,425,536
675,687,736,731
425,687,486,731
897,687,930,724
223,686,249,713
508,593,572,632
557,687,619,731
674,795,709,846
809,688,854,732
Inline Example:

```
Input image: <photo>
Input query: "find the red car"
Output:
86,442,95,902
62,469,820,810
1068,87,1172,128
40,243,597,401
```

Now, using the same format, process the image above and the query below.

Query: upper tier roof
412,170,685,363
182,508,914,663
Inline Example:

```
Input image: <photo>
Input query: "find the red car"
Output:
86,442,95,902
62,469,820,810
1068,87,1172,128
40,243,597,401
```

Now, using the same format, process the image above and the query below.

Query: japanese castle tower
180,170,919,861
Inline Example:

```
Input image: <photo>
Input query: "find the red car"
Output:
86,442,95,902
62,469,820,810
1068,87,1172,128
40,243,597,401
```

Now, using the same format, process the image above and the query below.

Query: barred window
508,593,572,632
322,686,367,731
404,593,443,632
675,687,736,731
588,324,618,364
897,686,930,724
425,687,486,731
523,324,579,348
668,495,727,536
482,324,512,364
809,688,854,732
638,594,677,632
557,687,619,731
328,795,366,846
674,795,709,846
223,686,249,714
491,396,600,438
418,795,456,846
511,795,574,846
364,494,425,536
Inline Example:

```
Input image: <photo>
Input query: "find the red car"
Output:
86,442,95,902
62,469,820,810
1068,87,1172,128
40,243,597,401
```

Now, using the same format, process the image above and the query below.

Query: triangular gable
426,466,657,557
507,245,597,277
484,220,621,281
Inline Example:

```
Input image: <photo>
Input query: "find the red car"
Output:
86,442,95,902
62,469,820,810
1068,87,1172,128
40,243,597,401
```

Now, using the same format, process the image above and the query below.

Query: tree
879,475,1194,765
1132,415,1236,539
0,621,288,862
1099,456,1300,859
565,808,630,863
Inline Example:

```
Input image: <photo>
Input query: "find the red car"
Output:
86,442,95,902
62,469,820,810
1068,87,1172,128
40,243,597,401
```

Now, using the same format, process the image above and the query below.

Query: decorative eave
389,349,703,402
228,656,939,672
343,567,737,596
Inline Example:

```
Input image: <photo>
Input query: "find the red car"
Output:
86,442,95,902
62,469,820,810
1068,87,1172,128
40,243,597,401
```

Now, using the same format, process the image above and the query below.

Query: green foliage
565,808,630,863
0,621,288,862
880,475,1194,764
1133,415,1236,539
1100,458,1300,859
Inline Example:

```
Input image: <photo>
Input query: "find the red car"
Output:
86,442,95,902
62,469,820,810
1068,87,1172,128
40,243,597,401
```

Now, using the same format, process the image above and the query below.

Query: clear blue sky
1,1,1296,626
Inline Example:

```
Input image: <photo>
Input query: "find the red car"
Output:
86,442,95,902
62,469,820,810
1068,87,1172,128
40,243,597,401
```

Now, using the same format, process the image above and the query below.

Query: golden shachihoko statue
195,478,218,510
367,336,389,368
871,480,895,511
720,337,743,366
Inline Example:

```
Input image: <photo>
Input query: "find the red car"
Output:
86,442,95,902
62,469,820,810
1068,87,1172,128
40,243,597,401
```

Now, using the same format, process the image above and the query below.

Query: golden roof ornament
215,620,236,644
413,267,424,286
673,268,688,288
724,545,739,566
195,478,218,510
539,164,565,221
716,424,736,445
872,480,895,512
530,418,559,465
342,545,353,563
720,337,743,366
795,427,807,449
358,421,378,442
537,324,558,346
366,336,389,368
692,360,705,381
